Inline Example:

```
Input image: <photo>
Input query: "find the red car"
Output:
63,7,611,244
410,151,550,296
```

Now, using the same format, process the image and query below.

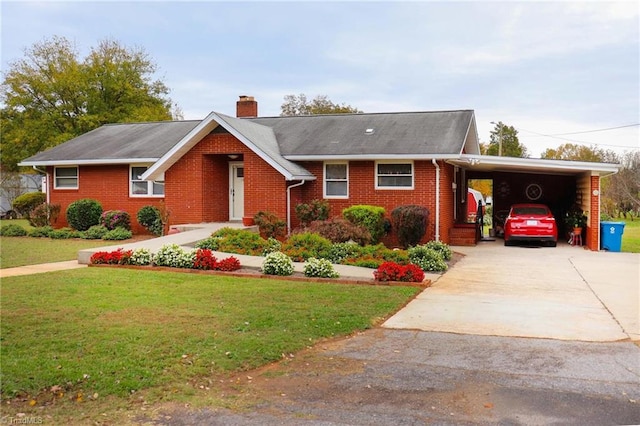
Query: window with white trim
375,161,414,189
324,162,348,198
130,166,164,197
54,166,78,189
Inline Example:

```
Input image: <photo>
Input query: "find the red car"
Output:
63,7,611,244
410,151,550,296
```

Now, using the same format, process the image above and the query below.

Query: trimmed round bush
408,245,448,272
342,205,386,243
137,205,163,236
0,223,27,237
100,210,131,231
102,227,133,240
262,237,282,256
261,251,294,276
12,192,46,219
29,203,61,227
28,226,53,238
303,257,339,278
66,198,103,231
391,205,430,249
83,225,109,239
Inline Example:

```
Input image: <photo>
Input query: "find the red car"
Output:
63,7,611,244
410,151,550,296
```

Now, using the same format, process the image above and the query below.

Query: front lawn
621,219,640,253
0,267,418,422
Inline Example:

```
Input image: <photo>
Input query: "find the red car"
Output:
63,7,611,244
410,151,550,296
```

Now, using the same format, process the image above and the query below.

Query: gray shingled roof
20,121,201,164
20,110,477,180
249,110,475,157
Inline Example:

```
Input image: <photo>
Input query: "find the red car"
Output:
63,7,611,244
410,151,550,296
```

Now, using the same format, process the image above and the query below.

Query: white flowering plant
154,244,195,268
129,248,153,266
261,251,294,276
303,257,339,278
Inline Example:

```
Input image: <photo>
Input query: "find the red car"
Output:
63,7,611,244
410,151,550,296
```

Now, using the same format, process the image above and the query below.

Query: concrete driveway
384,241,639,342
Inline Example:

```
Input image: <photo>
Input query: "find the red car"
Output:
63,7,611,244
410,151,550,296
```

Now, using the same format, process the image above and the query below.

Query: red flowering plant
193,249,218,270
374,261,424,283
216,256,241,271
90,248,132,265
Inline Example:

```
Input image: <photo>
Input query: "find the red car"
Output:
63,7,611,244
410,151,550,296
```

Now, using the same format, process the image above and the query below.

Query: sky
2,1,639,158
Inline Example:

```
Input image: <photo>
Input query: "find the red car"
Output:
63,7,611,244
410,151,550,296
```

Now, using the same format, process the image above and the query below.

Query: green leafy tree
487,121,528,158
1,36,177,171
281,94,362,116
602,151,640,217
541,143,610,162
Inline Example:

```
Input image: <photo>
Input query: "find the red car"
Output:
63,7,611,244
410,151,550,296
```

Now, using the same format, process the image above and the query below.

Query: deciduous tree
487,121,528,158
281,94,362,116
1,36,177,171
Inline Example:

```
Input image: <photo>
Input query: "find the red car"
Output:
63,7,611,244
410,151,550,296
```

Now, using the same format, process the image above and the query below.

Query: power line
521,123,639,137
516,126,640,150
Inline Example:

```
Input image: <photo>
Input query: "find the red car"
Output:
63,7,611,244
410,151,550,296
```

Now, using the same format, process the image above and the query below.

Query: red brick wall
46,165,165,234
165,132,289,225
295,160,453,245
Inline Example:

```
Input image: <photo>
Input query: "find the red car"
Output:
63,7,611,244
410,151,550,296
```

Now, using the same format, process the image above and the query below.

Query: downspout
32,166,50,204
286,180,306,234
432,159,440,242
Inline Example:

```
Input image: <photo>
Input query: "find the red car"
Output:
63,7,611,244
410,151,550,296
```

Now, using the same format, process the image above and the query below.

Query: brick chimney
236,95,258,118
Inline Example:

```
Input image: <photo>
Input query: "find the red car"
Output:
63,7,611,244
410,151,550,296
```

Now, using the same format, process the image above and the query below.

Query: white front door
229,162,244,220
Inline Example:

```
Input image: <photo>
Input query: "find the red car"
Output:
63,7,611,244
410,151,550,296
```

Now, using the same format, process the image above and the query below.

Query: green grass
1,268,418,402
0,219,147,268
621,219,640,253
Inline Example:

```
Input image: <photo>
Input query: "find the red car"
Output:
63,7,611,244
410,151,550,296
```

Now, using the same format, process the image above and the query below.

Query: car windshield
512,206,548,216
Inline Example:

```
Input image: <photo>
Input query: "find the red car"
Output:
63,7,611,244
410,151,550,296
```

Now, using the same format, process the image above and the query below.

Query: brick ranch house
19,96,619,250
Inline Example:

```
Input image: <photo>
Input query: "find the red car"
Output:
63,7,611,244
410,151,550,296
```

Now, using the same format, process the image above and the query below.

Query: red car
504,203,558,247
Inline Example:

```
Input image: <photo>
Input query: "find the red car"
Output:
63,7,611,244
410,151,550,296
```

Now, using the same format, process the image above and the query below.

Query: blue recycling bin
600,221,625,252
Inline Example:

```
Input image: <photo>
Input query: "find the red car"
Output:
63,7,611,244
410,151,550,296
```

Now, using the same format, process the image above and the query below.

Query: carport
447,155,620,251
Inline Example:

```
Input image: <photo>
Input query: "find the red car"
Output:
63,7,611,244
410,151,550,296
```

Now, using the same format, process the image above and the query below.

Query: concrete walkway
384,240,639,342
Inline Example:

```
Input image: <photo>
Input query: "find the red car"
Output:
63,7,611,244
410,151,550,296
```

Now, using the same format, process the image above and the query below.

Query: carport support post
432,159,440,242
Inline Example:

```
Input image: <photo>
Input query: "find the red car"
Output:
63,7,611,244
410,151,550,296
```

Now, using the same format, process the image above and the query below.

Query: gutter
286,180,306,234
432,159,440,242
32,166,50,204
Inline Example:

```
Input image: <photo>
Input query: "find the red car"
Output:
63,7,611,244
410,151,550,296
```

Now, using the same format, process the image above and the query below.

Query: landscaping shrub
12,192,46,220
282,232,332,262
261,251,294,276
193,248,218,270
374,262,425,283
216,229,267,255
391,205,430,249
326,242,362,263
303,257,339,278
100,210,131,231
90,249,132,265
102,227,133,240
423,240,453,261
295,199,330,227
254,210,286,239
306,217,372,245
342,205,386,243
154,244,195,268
49,227,81,239
262,237,282,255
29,203,61,227
0,223,27,237
408,245,447,272
28,226,53,238
66,198,103,231
216,256,241,272
195,236,221,251
83,225,109,239
137,205,163,236
340,244,409,269
129,248,153,266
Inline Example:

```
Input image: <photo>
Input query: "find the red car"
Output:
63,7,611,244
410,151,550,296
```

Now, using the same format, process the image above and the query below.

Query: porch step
449,225,477,246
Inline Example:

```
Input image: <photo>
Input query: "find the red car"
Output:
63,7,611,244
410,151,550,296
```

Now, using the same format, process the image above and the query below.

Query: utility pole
490,121,503,156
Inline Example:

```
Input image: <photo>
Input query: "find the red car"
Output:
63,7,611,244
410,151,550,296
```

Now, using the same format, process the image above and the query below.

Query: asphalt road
144,329,640,425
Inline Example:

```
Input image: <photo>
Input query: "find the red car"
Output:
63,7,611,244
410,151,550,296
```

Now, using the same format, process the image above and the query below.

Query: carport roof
450,154,620,177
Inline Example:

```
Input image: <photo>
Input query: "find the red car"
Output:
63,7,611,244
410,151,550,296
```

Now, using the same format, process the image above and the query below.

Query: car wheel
548,241,557,247
504,239,513,247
